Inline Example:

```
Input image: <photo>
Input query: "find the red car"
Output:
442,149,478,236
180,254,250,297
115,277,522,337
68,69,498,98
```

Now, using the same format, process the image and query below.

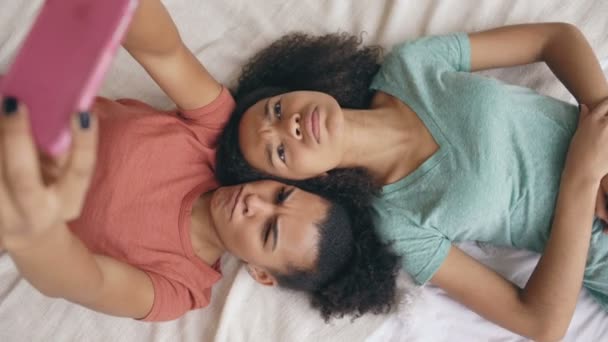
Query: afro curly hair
216,32,384,207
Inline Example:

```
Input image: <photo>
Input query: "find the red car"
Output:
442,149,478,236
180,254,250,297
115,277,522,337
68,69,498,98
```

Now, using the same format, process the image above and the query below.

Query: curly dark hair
234,32,382,103
217,32,400,321
216,32,383,207
273,196,400,321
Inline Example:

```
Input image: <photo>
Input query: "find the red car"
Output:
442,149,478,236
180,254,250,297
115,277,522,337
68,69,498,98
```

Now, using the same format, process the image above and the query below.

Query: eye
276,187,294,204
276,187,287,204
263,223,272,245
277,144,286,163
273,101,282,120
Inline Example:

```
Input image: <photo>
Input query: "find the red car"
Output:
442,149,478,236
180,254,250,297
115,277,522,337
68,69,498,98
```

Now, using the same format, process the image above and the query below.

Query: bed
1,1,607,341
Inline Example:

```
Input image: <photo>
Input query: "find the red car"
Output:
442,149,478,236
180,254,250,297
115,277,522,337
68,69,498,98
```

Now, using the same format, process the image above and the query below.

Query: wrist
561,166,601,191
3,224,65,253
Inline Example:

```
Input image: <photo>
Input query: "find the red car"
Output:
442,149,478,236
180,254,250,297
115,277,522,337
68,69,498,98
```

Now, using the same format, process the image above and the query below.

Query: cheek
239,139,261,168
290,147,324,175
224,229,260,261
238,119,265,169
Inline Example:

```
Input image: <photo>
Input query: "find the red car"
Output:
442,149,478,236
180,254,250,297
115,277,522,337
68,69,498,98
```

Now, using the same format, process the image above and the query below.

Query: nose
241,193,273,218
284,113,302,140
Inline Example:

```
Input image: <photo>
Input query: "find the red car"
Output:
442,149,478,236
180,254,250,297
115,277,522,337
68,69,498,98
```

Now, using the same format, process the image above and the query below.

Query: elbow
554,21,578,30
550,22,583,44
557,22,582,38
540,22,583,62
519,303,568,342
530,320,568,342
546,22,581,43
533,331,566,342
544,21,579,35
36,286,64,300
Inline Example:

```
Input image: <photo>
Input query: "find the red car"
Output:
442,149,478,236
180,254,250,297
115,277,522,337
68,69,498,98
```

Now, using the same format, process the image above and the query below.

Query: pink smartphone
0,0,138,155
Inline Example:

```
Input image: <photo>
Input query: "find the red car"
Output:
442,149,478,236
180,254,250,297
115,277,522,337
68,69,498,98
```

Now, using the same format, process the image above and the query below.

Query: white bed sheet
1,1,608,341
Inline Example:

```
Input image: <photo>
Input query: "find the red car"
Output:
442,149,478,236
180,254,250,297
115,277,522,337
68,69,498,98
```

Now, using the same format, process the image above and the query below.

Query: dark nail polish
2,96,18,115
79,111,90,129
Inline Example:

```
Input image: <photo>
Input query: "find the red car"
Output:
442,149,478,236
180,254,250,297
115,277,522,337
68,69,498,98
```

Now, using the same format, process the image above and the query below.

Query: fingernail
2,96,18,115
578,104,581,111
78,111,90,129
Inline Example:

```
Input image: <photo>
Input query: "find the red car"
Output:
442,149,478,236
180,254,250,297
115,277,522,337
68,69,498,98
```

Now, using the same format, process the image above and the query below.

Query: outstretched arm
8,224,155,318
122,0,222,110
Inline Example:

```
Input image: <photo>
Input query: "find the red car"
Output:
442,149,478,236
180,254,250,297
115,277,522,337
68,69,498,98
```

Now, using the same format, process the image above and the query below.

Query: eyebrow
264,98,271,121
271,219,279,251
265,144,274,168
263,99,276,169
272,188,295,251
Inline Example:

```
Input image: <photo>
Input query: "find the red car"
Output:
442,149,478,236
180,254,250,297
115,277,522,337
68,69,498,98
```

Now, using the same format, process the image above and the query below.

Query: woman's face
209,180,330,282
239,91,345,180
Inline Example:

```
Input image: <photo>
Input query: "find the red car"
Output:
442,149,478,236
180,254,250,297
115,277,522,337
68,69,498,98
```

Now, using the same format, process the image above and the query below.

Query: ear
246,264,278,286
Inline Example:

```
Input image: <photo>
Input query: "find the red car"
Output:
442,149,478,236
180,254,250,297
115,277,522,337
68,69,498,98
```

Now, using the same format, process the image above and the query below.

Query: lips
307,107,320,143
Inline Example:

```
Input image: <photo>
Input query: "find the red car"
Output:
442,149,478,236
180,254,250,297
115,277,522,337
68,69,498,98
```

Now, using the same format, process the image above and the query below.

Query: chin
326,112,342,139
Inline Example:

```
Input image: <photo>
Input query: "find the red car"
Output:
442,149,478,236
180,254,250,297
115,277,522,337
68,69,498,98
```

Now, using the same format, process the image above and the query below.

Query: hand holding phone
0,0,137,155
0,98,98,250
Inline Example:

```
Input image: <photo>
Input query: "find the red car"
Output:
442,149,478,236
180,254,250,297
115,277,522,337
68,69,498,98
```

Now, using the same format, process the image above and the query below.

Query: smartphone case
0,0,138,155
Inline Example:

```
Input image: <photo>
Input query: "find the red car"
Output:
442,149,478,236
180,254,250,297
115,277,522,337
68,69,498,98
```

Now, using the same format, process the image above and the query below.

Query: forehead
240,98,268,129
283,188,330,220
275,189,330,270
239,99,269,163
247,97,269,114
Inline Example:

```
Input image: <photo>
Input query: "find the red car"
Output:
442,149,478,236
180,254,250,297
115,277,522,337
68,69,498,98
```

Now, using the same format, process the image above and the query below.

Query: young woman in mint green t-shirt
218,23,608,341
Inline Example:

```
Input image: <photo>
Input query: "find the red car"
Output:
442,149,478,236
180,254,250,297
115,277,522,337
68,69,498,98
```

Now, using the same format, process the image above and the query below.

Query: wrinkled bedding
1,1,607,341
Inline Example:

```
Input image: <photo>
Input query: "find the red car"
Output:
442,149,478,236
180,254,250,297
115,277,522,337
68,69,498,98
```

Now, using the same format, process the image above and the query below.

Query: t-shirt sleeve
397,32,470,72
179,86,236,143
371,33,471,93
391,225,452,285
141,271,213,322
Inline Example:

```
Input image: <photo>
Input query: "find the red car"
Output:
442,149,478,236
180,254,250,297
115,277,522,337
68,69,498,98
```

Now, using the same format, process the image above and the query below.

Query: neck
190,192,226,265
338,104,430,184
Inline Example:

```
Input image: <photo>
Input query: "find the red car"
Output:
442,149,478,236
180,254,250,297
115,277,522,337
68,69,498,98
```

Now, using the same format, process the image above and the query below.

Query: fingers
595,189,608,222
0,99,10,220
55,112,98,221
0,95,97,227
0,97,45,210
39,151,69,185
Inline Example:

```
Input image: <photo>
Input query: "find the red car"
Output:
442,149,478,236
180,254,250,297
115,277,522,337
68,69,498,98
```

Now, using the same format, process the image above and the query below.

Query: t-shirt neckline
372,87,451,194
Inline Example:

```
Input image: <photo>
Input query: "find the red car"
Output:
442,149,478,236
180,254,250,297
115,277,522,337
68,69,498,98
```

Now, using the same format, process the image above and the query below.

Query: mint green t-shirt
370,33,605,287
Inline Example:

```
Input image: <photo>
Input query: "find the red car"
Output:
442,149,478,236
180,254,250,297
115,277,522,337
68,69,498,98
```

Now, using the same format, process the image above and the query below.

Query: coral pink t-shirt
68,87,235,321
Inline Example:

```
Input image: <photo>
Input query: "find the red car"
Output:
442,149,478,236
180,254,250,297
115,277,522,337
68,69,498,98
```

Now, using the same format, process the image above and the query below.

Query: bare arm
7,224,154,318
469,23,608,109
432,174,596,341
122,0,221,110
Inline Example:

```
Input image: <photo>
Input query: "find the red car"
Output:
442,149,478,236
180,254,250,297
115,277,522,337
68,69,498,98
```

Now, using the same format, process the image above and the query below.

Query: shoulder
389,33,469,58
381,33,470,72
180,86,235,125
140,259,222,321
